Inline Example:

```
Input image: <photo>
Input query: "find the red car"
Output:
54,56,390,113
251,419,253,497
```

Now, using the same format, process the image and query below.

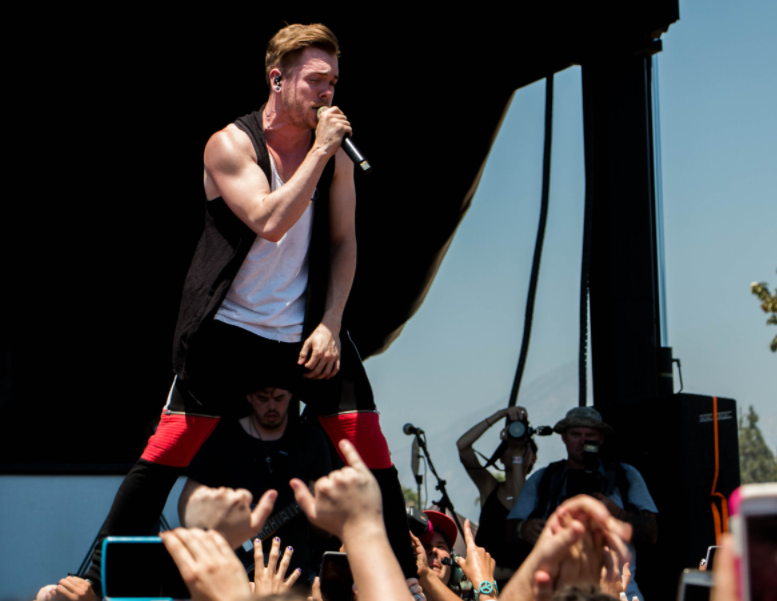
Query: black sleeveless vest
172,109,335,378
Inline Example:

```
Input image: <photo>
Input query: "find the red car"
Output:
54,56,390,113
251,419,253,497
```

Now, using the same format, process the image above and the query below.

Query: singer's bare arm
203,108,351,242
298,148,356,379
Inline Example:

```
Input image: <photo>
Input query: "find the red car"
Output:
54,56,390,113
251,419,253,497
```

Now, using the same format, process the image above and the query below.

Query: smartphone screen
682,583,711,601
102,537,190,599
319,552,354,601
745,513,777,601
678,570,712,601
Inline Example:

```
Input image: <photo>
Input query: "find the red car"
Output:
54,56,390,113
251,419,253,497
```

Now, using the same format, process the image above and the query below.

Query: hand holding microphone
317,106,371,173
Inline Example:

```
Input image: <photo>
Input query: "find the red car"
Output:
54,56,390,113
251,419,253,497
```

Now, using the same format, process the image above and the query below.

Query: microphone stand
412,429,465,539
412,437,423,507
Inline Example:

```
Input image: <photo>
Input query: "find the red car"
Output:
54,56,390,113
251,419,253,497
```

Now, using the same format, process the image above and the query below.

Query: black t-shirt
186,418,332,578
475,487,523,589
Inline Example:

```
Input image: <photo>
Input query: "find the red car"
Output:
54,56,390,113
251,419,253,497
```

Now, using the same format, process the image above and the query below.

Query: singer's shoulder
204,125,256,173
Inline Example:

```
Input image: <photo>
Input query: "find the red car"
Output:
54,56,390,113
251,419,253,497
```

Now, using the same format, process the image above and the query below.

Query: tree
751,270,777,352
403,485,421,508
738,405,777,484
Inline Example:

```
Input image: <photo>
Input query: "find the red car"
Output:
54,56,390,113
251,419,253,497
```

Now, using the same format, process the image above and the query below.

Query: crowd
33,407,744,601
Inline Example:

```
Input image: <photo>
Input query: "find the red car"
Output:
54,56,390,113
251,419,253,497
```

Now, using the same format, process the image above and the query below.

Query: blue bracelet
473,580,498,601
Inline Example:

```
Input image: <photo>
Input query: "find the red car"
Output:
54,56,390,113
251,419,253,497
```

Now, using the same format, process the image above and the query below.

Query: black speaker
596,394,739,600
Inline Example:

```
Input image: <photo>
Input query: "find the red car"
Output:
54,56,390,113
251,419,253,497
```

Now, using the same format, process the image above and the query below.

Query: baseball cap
421,510,458,547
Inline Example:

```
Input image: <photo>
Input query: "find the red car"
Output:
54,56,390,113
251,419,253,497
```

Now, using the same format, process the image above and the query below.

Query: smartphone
730,483,777,601
318,551,354,601
101,536,190,600
676,569,712,601
704,546,720,571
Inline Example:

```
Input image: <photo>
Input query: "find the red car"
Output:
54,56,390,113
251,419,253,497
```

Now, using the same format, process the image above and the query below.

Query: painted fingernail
288,546,293,551
297,568,302,572
274,537,280,542
255,538,260,544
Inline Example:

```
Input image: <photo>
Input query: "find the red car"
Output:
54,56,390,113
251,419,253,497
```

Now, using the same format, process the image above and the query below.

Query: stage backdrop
2,3,679,471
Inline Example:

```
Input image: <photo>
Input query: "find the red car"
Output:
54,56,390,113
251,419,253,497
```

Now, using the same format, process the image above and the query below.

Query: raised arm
204,108,350,242
177,478,277,549
291,440,413,601
457,406,528,503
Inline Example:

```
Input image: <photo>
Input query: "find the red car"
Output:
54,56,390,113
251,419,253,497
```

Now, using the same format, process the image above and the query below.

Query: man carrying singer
84,23,416,588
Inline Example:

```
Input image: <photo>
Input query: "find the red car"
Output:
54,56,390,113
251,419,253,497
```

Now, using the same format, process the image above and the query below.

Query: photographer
457,406,537,587
506,407,657,601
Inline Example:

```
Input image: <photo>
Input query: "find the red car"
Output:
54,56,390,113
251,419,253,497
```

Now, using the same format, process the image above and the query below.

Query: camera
406,507,431,538
565,440,607,498
441,556,465,588
506,418,553,443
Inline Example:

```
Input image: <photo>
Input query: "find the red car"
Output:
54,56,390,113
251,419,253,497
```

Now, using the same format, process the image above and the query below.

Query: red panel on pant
141,413,220,467
319,412,393,469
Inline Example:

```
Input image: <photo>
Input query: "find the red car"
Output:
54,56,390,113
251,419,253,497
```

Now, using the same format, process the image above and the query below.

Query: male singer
84,23,416,588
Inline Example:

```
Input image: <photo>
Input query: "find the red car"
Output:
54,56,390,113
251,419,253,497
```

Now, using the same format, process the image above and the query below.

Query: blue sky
364,0,777,514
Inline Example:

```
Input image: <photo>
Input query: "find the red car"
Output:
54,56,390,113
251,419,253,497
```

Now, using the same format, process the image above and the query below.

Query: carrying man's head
246,387,292,430
553,407,614,465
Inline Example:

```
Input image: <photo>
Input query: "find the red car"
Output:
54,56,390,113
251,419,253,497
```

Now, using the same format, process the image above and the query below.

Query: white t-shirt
214,155,314,342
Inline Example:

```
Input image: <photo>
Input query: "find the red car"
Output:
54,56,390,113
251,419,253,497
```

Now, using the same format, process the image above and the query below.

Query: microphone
317,106,372,174
403,423,423,437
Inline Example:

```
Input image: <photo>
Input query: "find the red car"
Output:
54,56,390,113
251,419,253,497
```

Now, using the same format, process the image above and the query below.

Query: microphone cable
508,74,554,409
579,71,595,408
483,75,554,471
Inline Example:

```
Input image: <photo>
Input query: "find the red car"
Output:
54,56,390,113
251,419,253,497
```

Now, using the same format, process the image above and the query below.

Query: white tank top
214,155,314,342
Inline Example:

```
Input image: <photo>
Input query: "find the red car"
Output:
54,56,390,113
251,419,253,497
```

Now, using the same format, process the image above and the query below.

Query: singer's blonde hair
265,24,340,86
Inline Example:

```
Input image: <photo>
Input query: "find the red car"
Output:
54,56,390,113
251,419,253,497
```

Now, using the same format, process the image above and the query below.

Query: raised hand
505,406,529,423
457,519,496,594
252,536,302,596
711,534,739,601
51,577,97,601
409,531,430,579
290,440,382,540
308,576,324,601
183,485,277,549
545,495,632,566
160,528,251,601
599,546,626,598
407,577,426,601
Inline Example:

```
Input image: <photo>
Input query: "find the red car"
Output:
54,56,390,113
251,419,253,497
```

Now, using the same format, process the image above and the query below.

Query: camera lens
508,421,527,440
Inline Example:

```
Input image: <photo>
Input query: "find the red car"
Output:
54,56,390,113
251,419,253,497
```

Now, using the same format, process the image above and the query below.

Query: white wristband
512,456,524,464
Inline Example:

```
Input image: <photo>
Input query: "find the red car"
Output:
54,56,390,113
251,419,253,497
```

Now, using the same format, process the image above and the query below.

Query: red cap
421,510,458,547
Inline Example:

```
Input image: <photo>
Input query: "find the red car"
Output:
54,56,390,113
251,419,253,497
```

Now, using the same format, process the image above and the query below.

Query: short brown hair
265,23,340,85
